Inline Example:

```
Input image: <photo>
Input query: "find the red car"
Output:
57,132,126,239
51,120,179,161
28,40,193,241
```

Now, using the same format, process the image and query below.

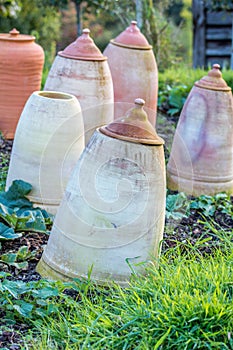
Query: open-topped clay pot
6,91,85,215
36,98,166,286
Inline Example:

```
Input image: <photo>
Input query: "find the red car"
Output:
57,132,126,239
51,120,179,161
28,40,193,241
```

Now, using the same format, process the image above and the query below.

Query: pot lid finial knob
134,98,145,107
129,20,139,32
208,63,222,79
9,28,20,36
111,20,151,49
82,28,90,35
100,98,164,145
194,63,231,91
58,27,106,61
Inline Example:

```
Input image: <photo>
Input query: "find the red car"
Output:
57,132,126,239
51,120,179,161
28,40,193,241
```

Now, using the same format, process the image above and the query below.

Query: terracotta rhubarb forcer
36,99,166,286
101,98,164,144
6,91,85,215
167,64,233,196
0,28,44,139
103,21,158,127
44,28,114,145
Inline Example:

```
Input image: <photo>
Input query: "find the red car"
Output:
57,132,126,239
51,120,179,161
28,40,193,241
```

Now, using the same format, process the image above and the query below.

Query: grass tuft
22,236,233,349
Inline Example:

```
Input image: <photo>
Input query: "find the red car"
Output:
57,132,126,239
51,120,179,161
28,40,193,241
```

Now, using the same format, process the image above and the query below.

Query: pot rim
58,51,107,61
110,39,152,51
99,127,164,145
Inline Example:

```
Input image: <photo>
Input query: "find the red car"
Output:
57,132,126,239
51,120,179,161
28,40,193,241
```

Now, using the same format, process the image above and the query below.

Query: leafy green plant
0,222,22,240
0,245,36,270
190,193,233,218
166,191,189,220
0,277,62,321
0,179,53,240
167,84,189,116
158,67,233,117
158,82,194,117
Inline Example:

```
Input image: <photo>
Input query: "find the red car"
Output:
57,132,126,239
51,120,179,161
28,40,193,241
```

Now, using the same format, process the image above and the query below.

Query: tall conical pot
103,21,158,126
167,64,233,196
0,28,44,139
44,28,114,145
6,91,85,215
36,99,166,286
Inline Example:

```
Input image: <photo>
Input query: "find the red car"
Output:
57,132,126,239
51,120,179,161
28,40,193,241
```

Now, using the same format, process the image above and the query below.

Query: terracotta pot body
44,29,114,145
0,28,44,139
6,91,85,215
167,64,233,196
103,21,158,126
37,99,166,286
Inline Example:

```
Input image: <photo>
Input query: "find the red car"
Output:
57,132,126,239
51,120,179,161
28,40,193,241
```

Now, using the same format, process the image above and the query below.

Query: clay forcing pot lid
0,28,35,42
58,28,106,61
110,21,152,50
195,64,231,91
100,98,164,145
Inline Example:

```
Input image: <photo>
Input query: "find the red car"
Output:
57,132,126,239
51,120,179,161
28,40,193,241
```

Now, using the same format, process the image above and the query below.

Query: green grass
0,230,232,349
29,244,232,349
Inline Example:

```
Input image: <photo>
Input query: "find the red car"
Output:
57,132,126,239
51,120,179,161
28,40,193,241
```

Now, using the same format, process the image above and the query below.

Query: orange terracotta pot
0,28,44,139
167,64,233,196
103,21,158,127
44,28,114,145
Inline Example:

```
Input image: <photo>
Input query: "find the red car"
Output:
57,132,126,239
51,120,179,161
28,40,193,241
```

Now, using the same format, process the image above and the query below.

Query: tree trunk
136,0,143,29
73,0,82,36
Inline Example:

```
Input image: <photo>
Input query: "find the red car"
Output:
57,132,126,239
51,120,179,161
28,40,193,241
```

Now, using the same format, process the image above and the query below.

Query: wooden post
192,0,206,68
231,15,233,69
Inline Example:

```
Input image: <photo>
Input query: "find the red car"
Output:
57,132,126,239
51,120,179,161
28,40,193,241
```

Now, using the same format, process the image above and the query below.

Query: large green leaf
0,251,28,269
0,179,33,210
0,222,22,240
0,180,52,239
32,286,59,299
16,209,47,233
16,245,36,261
166,192,189,220
0,246,34,271
0,203,19,227
13,301,33,318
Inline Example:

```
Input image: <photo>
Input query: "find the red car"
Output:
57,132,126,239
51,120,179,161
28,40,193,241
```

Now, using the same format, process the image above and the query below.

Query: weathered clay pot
103,21,158,126
0,28,44,139
6,91,85,214
36,98,166,286
44,28,114,145
167,64,233,196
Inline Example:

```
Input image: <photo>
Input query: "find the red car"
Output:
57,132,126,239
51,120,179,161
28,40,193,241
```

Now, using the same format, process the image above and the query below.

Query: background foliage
158,67,233,116
0,0,193,71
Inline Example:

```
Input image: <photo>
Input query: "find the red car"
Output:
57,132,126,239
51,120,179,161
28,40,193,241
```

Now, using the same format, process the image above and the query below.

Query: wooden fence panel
192,0,233,69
